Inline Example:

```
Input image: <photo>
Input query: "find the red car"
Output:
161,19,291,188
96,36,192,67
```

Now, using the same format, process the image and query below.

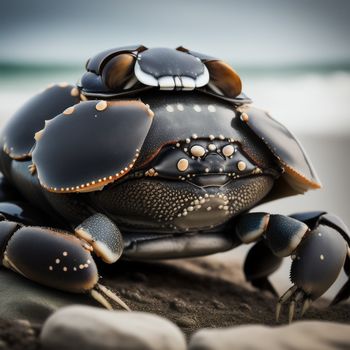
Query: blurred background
1,0,350,297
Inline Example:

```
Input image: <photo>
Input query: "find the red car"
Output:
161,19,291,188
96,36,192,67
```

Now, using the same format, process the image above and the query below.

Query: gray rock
189,321,350,350
0,269,96,323
40,305,186,350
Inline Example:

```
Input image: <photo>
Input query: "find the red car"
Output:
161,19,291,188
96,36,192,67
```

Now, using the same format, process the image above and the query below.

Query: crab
0,45,349,322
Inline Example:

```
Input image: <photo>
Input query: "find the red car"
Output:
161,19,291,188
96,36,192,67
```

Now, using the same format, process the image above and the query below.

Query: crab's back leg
243,239,282,296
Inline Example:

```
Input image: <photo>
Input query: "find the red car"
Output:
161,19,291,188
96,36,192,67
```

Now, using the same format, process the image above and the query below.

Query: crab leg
0,214,129,311
235,211,349,322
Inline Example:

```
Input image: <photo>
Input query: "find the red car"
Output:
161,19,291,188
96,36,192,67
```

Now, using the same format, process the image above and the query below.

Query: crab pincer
276,214,349,322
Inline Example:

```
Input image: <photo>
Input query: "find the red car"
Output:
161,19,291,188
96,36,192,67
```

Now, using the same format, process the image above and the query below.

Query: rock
40,305,186,350
169,298,188,312
0,270,96,323
189,321,350,350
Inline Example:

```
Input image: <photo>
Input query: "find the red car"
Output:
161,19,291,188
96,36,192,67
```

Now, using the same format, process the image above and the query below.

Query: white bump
55,259,60,264
177,158,189,172
166,105,174,112
192,134,198,139
49,266,53,271
177,104,184,111
193,105,201,112
190,145,206,157
237,161,247,171
63,251,68,256
209,135,215,140
73,267,77,271
205,168,210,173
63,267,68,272
208,144,216,151
188,206,194,212
222,145,235,157
320,254,325,260
208,105,216,112
95,100,108,111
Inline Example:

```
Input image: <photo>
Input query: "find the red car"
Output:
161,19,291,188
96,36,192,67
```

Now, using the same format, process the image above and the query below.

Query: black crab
0,45,349,322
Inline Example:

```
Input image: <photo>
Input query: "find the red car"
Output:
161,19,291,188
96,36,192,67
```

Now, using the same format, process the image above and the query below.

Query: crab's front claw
1,220,129,311
277,224,348,322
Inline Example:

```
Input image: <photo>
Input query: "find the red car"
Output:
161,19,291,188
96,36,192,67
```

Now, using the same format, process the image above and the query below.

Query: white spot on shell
177,158,189,172
177,104,184,111
63,106,75,115
193,105,201,112
222,145,235,157
237,161,247,171
190,145,206,157
166,105,174,112
95,100,108,111
70,87,79,97
208,105,216,112
55,259,60,264
63,251,68,256
320,254,325,260
49,266,53,271
208,144,216,151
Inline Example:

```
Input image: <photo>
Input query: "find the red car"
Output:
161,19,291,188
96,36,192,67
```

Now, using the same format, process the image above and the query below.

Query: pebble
189,321,350,350
40,305,186,350
175,316,196,328
212,299,225,310
169,298,188,312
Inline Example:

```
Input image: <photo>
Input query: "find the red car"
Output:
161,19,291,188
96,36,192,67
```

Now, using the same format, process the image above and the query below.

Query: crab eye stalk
205,60,242,98
190,145,206,158
102,54,136,91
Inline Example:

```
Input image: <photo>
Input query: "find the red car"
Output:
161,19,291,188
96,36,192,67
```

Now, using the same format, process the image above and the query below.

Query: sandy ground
1,253,349,349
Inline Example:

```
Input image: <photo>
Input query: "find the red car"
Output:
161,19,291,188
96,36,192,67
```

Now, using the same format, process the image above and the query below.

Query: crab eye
190,145,206,157
222,144,235,157
102,54,136,90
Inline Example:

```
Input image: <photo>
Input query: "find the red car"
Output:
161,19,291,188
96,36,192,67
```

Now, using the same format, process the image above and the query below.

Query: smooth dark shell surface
32,100,153,192
138,48,204,79
5,227,98,293
0,84,80,160
240,107,321,193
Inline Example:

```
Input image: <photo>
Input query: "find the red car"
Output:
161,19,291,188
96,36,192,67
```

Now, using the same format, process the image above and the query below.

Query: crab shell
0,46,321,201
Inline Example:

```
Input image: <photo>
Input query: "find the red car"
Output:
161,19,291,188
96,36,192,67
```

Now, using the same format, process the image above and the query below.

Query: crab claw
276,285,310,323
277,223,348,322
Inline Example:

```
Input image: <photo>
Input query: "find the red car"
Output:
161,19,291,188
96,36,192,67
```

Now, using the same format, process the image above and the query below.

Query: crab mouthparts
190,174,230,187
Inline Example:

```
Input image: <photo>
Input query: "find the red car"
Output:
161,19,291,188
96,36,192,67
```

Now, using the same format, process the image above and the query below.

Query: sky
1,0,350,66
